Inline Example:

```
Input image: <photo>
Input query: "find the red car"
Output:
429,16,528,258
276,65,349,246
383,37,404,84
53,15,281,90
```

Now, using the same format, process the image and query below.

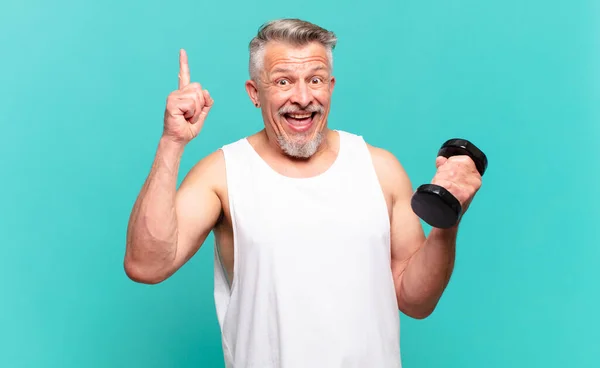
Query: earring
255,103,259,107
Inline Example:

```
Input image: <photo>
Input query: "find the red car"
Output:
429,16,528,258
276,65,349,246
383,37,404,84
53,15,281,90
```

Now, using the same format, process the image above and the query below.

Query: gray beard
277,131,324,159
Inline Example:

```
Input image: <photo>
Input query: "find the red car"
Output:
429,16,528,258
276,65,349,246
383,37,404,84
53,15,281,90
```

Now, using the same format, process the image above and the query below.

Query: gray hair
248,18,338,81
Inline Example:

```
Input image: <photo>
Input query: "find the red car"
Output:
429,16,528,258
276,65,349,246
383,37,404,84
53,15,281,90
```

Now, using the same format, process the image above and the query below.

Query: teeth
288,113,311,119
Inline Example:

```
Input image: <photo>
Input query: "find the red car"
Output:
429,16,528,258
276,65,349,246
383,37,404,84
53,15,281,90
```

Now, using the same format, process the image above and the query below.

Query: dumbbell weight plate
411,183,462,229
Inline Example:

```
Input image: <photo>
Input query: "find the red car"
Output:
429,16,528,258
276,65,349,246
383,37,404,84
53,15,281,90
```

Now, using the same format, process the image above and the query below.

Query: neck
261,127,334,162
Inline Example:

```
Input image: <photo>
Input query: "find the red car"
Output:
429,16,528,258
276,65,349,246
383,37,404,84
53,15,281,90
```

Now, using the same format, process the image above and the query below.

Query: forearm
125,137,185,281
396,226,458,318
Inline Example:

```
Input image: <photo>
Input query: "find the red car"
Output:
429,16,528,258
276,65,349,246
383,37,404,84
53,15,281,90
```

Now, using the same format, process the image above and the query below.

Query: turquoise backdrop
1,0,598,367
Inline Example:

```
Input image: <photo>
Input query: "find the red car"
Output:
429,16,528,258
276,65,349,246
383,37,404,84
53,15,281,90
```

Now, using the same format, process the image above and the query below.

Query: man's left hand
431,155,482,215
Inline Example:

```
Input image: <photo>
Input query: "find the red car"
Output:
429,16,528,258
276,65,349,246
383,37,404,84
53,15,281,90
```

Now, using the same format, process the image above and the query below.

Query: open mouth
283,112,317,132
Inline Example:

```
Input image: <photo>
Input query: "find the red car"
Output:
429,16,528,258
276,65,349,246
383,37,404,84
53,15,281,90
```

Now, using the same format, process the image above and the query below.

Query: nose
289,81,313,108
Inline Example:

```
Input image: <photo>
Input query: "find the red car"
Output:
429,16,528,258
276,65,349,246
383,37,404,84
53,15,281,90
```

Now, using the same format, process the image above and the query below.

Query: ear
245,79,260,107
329,75,336,93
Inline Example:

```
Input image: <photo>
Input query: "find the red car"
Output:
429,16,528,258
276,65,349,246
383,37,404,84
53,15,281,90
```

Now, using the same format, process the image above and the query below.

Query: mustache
278,104,324,115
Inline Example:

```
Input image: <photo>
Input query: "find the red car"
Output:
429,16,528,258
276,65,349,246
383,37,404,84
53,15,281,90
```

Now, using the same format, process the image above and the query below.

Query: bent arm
391,190,458,319
124,137,223,284
370,145,457,319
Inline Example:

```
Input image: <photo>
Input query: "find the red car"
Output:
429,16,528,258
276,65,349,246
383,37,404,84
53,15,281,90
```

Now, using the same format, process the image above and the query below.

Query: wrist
158,135,186,157
155,136,186,174
428,225,458,243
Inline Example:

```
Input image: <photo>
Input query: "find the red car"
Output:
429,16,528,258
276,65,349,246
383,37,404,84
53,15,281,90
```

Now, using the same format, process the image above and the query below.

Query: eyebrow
271,65,329,74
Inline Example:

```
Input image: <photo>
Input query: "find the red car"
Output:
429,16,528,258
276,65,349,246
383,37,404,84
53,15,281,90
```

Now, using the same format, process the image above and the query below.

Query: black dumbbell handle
438,139,488,177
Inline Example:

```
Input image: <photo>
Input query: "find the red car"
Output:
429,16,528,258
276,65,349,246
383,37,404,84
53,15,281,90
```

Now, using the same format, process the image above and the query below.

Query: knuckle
434,178,453,190
450,156,473,168
167,91,181,102
166,99,176,111
197,91,205,104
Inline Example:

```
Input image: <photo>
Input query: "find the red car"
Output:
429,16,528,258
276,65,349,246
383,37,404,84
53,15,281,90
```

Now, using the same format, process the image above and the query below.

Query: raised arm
124,145,223,284
123,49,218,284
389,167,457,319
369,144,481,319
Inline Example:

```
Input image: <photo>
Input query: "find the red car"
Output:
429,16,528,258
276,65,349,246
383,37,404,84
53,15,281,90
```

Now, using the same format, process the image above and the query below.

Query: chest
225,172,391,257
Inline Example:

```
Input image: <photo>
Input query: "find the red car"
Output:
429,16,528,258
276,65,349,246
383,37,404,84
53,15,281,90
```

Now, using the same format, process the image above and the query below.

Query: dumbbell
411,138,488,229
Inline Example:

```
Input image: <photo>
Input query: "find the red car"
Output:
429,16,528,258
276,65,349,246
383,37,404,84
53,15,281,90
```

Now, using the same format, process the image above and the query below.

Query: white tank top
214,130,402,368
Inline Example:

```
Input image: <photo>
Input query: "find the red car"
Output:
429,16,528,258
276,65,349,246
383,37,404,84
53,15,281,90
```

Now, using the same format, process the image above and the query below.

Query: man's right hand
163,49,214,144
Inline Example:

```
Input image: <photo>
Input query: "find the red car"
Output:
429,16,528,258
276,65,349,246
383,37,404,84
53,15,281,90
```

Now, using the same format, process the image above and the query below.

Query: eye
277,79,289,86
310,77,322,84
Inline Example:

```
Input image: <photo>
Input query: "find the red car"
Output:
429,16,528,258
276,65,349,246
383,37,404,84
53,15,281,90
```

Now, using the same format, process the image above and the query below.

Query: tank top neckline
241,130,346,182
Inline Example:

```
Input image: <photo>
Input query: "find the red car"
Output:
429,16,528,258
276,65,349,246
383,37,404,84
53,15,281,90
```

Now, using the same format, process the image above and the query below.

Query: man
124,18,482,368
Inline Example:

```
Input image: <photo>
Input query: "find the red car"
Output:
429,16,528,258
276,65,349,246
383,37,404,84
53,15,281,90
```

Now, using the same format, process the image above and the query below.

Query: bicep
389,176,426,274
172,151,224,268
369,145,425,272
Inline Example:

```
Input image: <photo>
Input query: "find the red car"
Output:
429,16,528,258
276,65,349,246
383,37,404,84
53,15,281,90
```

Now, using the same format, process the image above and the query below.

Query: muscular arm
370,145,457,319
124,137,224,284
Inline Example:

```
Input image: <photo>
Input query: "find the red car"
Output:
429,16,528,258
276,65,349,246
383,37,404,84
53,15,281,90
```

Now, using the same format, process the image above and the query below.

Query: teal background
1,0,598,367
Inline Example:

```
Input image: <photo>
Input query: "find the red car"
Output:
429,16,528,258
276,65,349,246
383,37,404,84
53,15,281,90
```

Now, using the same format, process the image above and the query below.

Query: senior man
124,18,483,368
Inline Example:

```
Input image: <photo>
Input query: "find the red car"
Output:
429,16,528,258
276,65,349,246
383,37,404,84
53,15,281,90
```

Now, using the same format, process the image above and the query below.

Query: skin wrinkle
249,42,335,160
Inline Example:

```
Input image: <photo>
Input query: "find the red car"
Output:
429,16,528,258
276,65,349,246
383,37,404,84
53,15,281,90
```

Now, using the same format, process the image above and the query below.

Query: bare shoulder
176,148,227,224
365,143,414,200
174,148,227,250
178,148,226,193
365,143,426,272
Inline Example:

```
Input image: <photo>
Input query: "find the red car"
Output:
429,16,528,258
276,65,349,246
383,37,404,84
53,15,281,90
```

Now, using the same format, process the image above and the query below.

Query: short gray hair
248,18,338,81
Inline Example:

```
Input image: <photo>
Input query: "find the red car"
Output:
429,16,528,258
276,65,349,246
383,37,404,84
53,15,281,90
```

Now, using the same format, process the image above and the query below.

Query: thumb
200,89,214,116
435,156,448,169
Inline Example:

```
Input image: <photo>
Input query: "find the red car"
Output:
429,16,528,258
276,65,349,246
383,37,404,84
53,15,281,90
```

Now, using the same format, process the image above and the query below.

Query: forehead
262,41,330,74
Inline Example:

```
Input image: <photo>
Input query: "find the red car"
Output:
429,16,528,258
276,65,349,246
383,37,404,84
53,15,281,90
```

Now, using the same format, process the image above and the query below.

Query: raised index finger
178,48,190,89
